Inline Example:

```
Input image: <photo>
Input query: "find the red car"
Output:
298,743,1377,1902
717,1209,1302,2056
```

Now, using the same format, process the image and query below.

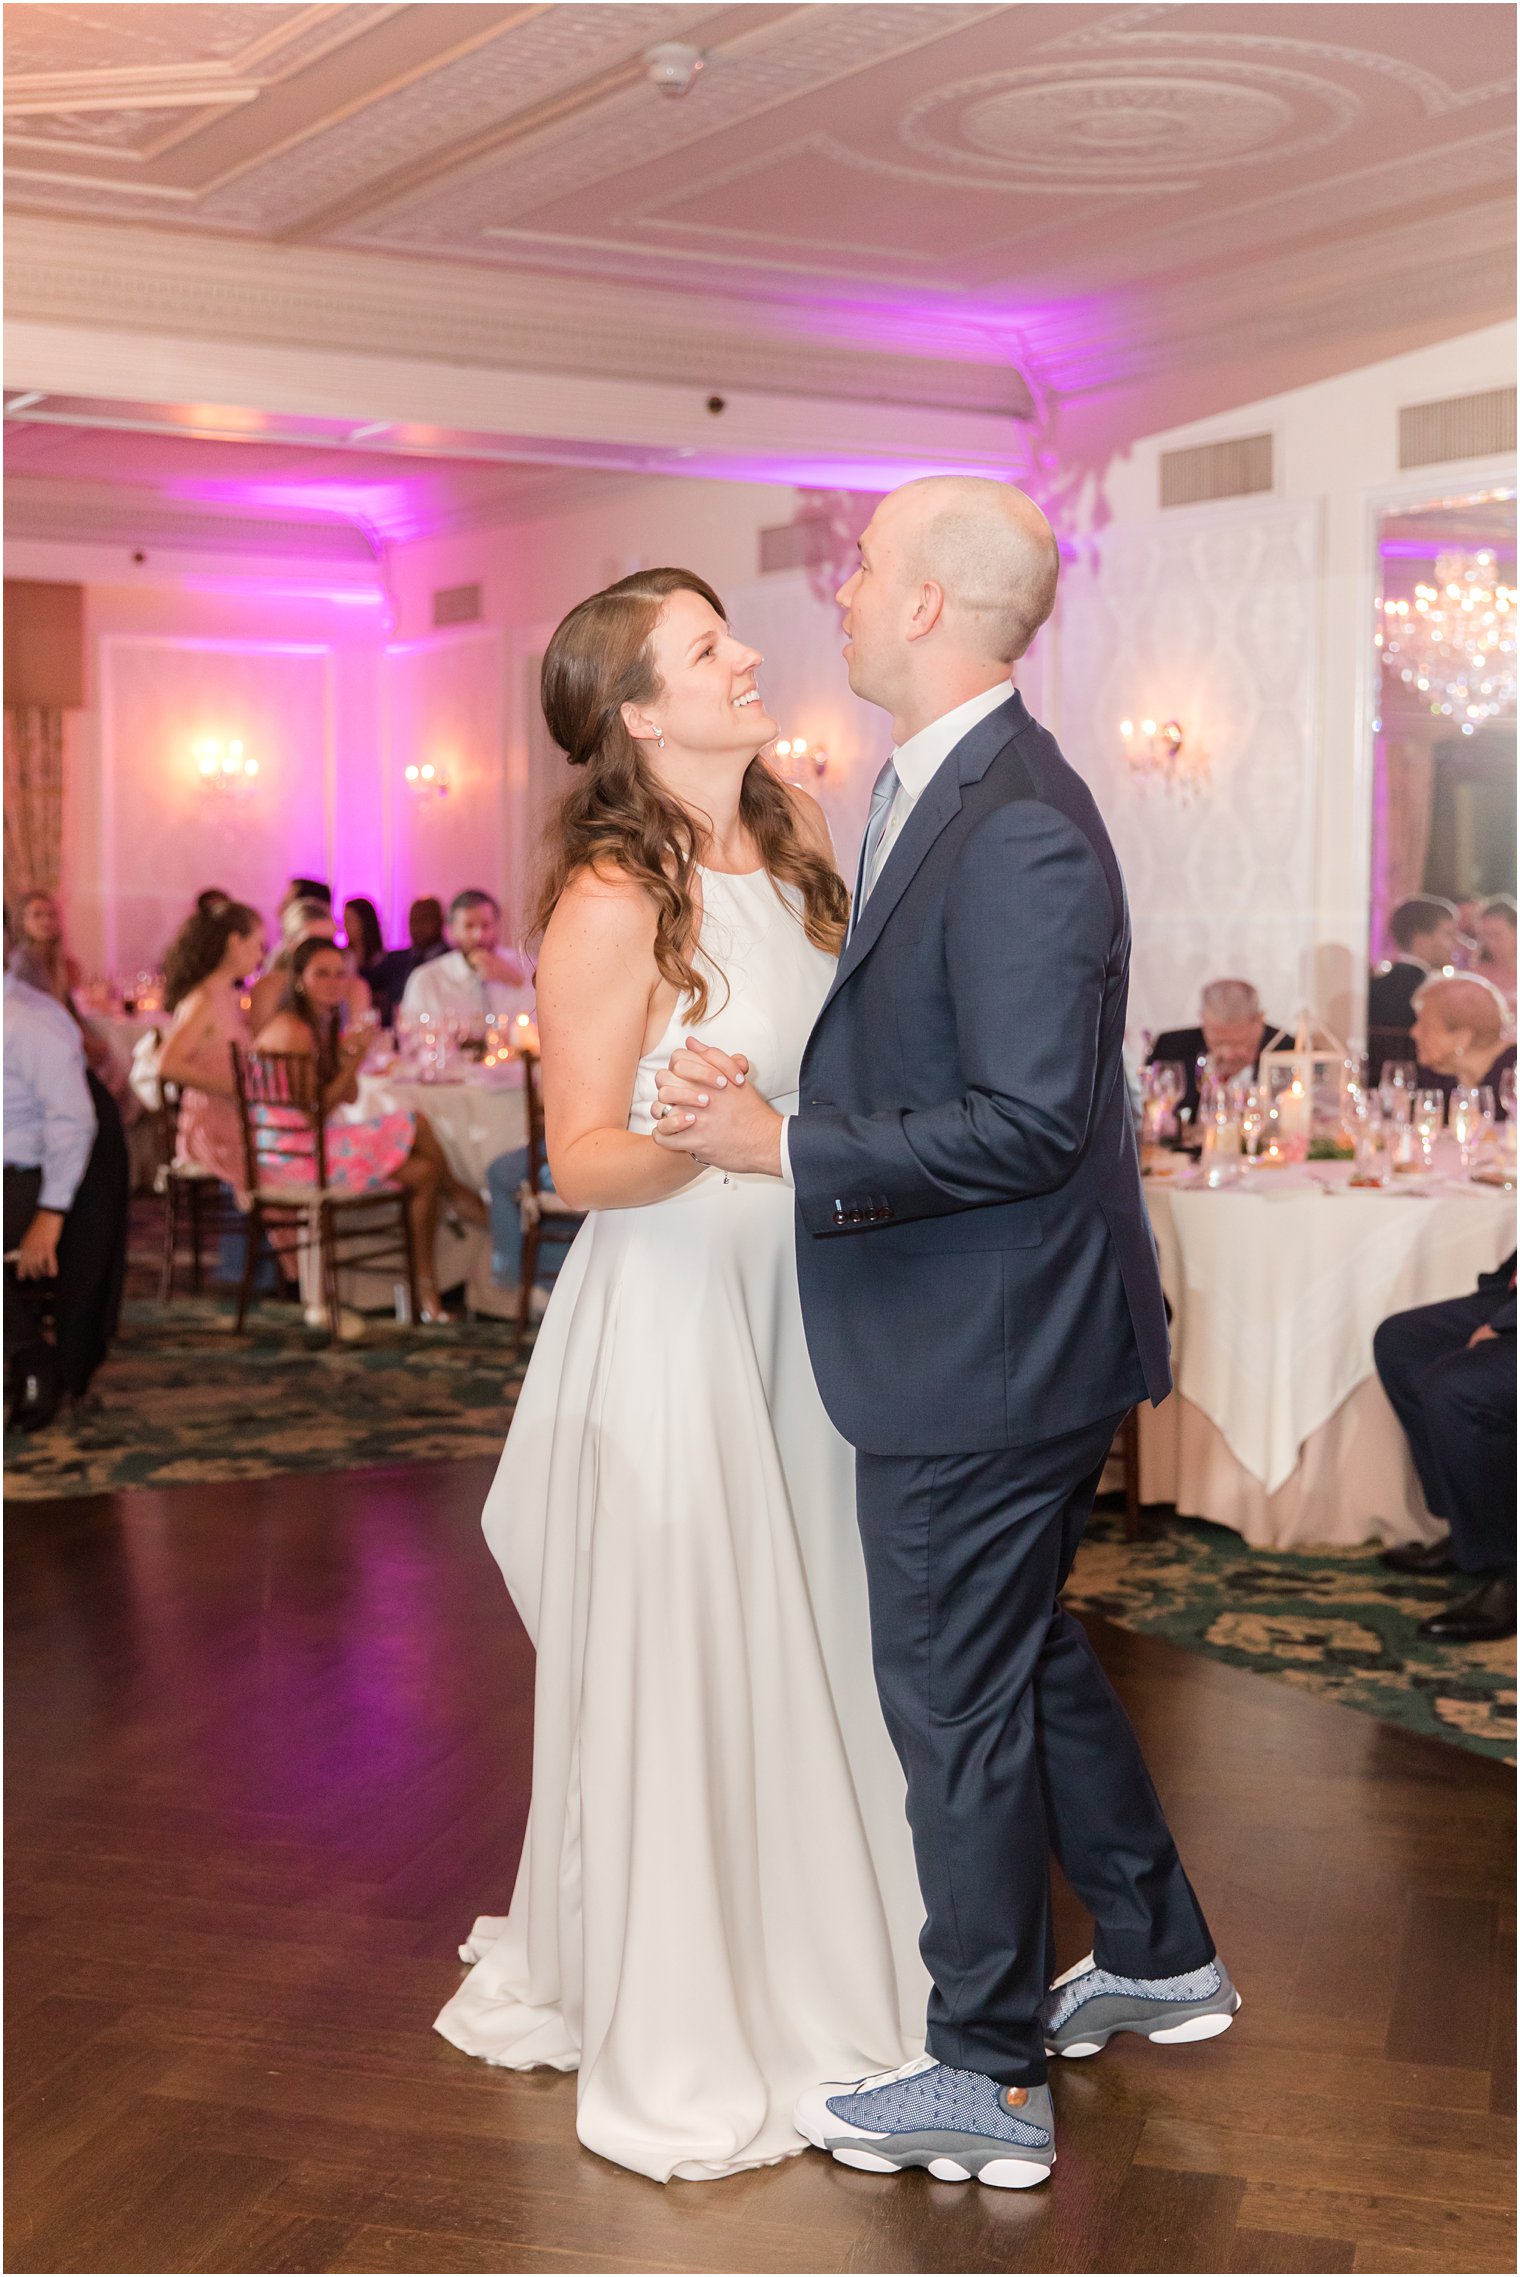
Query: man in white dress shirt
399,891,532,1028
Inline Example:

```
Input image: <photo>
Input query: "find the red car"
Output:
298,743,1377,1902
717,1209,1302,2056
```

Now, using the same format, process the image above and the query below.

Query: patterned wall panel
98,634,334,973
1054,497,1321,1044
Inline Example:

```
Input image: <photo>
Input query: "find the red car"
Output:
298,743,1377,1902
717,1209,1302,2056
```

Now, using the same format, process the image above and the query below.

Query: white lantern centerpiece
1256,1013,1354,1166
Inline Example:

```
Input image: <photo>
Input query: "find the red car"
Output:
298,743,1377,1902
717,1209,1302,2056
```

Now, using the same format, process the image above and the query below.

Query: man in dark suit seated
1148,978,1276,1128
1375,1253,1516,1641
1408,973,1516,1116
1367,896,1459,1070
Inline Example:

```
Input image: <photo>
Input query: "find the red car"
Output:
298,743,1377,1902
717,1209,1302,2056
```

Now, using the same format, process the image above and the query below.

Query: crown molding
2,214,1034,418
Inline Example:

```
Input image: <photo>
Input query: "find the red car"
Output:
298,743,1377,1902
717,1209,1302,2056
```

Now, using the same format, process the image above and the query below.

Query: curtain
4,703,64,904
1370,730,1436,961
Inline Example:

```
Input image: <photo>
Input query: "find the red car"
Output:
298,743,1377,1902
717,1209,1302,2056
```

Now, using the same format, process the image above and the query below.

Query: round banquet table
1140,1150,1515,1549
336,1060,529,1319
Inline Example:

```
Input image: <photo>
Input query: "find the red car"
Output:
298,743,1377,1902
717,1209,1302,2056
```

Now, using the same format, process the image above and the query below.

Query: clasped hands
651,1039,783,1178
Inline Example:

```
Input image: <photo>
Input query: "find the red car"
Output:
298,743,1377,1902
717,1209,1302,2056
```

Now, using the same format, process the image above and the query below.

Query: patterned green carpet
1069,1510,1515,1765
6,1296,1512,1763
3,1295,529,1498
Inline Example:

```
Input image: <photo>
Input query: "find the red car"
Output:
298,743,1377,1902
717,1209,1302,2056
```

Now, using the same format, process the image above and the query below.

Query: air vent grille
432,581,482,627
1399,388,1516,469
1159,434,1273,508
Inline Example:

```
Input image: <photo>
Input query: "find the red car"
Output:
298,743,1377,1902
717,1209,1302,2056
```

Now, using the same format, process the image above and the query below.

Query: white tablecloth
341,1062,529,1319
352,1063,527,1188
1142,1155,1514,1546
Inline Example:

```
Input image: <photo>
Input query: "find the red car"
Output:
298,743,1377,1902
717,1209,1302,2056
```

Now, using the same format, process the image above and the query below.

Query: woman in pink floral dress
253,937,487,1321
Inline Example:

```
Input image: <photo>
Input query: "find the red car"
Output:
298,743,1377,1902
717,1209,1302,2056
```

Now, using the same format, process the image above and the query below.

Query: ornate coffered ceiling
3,1,1515,535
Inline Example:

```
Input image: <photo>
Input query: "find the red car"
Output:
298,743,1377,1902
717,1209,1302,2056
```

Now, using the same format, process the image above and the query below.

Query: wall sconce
774,735,828,778
1118,716,1206,796
195,737,259,793
403,760,449,799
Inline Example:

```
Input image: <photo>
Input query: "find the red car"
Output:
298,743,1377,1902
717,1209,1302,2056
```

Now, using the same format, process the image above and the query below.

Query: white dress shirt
778,680,1013,1184
400,949,532,1028
3,971,97,1211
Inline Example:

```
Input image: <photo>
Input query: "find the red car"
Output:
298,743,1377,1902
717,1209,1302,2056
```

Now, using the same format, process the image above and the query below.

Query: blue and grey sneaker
1042,1952,1241,2058
794,2053,1055,2189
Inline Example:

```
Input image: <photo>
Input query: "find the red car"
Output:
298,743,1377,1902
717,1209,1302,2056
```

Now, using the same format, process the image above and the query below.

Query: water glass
1238,1083,1266,1169
1198,1075,1242,1188
1412,1086,1445,1171
1150,1061,1186,1141
1349,1097,1391,1187
1378,1061,1417,1119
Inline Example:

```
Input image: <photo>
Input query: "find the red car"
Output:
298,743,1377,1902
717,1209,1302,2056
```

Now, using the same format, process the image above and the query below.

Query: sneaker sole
1049,1996,1241,2060
830,2145,1053,2189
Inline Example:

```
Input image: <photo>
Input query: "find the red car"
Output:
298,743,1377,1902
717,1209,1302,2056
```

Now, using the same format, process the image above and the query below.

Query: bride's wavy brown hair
530,567,848,1022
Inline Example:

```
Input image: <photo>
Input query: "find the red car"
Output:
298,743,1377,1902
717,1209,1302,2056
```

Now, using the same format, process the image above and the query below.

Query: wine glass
1378,1060,1417,1119
1238,1083,1266,1169
1469,1084,1497,1170
1412,1086,1445,1171
1151,1061,1185,1141
1450,1084,1480,1169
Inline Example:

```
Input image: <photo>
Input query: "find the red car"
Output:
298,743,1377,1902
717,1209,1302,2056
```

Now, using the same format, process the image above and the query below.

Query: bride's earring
655,730,666,750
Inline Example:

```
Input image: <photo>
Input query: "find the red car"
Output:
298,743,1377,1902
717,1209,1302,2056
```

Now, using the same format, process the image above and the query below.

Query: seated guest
1148,978,1276,1127
4,968,128,1426
250,898,372,1035
7,888,113,1078
486,1147,559,1321
1368,896,1460,1061
342,896,403,1026
254,938,487,1324
364,895,445,1020
1409,974,1515,1114
1375,1255,1516,1641
400,890,532,1028
157,902,267,1194
8,889,82,1004
279,877,332,919
1473,894,1517,1017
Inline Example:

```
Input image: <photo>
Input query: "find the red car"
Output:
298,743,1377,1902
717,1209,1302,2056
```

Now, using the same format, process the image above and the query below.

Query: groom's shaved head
888,477,1060,666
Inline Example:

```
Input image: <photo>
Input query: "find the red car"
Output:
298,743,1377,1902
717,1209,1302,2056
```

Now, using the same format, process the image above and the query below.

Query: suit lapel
821,691,1027,1011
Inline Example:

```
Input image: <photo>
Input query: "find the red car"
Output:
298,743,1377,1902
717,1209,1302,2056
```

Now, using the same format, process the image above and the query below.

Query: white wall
42,576,391,977
1049,320,1517,1044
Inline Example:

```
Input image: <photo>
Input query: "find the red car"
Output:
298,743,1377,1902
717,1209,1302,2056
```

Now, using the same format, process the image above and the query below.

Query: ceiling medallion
899,60,1360,190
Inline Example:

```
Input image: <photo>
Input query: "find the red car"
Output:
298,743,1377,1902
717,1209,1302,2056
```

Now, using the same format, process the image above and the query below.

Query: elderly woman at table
1409,974,1516,1106
1375,1252,1516,1643
253,938,487,1324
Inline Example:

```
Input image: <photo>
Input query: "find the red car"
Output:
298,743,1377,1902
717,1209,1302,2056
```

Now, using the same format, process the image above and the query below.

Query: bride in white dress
434,569,927,2182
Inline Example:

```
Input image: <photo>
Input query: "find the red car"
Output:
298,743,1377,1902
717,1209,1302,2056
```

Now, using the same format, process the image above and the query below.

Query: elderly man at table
1409,973,1516,1110
400,890,532,1030
4,969,129,1429
1374,1253,1516,1642
1148,979,1276,1126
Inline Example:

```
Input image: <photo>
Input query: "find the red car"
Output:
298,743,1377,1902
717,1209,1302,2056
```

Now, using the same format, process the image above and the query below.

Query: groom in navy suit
653,477,1234,2189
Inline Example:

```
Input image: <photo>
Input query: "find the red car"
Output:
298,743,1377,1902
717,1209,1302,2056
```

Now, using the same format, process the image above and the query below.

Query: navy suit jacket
787,690,1171,1457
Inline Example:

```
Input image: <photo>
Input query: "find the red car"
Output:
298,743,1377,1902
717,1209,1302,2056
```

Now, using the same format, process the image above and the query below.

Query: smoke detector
644,41,705,97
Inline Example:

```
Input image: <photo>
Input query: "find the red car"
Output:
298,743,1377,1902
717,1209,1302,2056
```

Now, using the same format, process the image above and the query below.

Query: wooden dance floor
6,1459,1514,2274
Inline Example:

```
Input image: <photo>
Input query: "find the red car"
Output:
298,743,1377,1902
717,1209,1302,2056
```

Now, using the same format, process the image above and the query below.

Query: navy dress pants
855,1411,1216,2088
1373,1295,1517,1574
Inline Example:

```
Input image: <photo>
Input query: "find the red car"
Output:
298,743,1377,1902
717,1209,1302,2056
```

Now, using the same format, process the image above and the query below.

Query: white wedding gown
434,866,928,2182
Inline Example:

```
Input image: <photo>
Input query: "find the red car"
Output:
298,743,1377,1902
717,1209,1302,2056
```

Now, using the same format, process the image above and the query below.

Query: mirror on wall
1370,487,1517,1016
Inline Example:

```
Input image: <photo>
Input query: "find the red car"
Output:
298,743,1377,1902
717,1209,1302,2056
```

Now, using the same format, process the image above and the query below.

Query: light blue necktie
849,757,900,940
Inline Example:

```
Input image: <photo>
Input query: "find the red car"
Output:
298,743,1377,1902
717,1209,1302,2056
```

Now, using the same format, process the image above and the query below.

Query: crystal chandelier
1378,550,1517,734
